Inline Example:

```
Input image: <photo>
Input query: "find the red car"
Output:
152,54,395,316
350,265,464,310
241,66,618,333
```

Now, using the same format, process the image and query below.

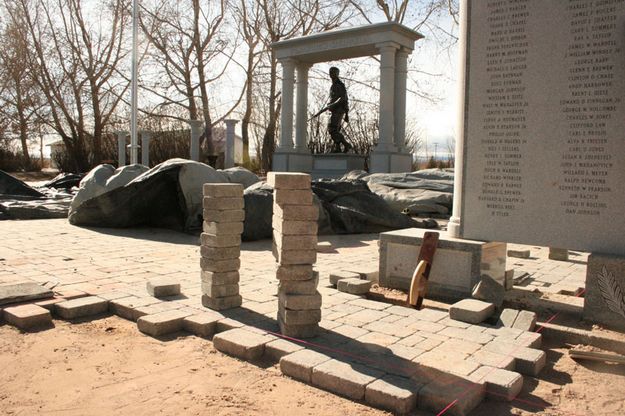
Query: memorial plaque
460,0,625,255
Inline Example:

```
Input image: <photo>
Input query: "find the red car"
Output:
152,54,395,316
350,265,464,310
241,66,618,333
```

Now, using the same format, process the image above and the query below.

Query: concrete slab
0,282,53,306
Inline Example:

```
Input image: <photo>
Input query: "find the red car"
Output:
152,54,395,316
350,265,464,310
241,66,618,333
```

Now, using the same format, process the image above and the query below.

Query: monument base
379,228,507,301
272,151,313,173
583,253,625,332
369,150,412,173
311,154,366,179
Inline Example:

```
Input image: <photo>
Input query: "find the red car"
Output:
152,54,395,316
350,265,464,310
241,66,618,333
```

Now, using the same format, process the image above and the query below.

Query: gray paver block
278,317,319,338
449,299,495,324
470,349,515,370
202,196,244,211
213,328,273,361
272,243,317,265
311,359,384,400
483,341,546,376
417,368,485,416
215,317,245,332
274,204,318,221
200,245,241,260
146,278,180,297
278,277,319,295
109,296,157,321
507,249,530,259
514,331,542,349
4,304,52,329
200,257,241,273
203,183,243,197
137,309,191,336
267,172,311,189
365,375,421,415
512,310,537,332
548,247,568,261
203,221,244,235
34,298,65,311
276,264,315,281
201,283,239,298
201,294,242,311
471,366,523,401
497,308,520,328
273,189,313,205
182,312,223,337
278,307,321,325
278,292,321,310
203,209,245,223
272,217,318,235
200,232,241,248
264,338,305,361
55,296,108,320
337,277,372,295
329,271,360,286
274,233,317,251
201,270,239,286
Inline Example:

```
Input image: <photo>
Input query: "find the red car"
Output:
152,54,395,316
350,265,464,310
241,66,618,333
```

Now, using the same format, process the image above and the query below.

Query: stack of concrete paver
268,172,321,338
200,183,244,311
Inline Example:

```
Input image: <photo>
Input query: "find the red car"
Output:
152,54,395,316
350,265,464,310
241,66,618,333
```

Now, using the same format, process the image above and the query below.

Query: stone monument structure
271,22,423,174
446,1,625,329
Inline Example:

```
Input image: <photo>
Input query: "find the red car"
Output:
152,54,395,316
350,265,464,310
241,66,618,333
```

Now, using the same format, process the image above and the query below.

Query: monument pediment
272,22,423,63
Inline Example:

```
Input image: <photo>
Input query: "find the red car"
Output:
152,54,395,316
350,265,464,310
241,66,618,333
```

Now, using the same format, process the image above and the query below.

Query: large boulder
68,164,116,214
221,167,260,189
105,164,149,189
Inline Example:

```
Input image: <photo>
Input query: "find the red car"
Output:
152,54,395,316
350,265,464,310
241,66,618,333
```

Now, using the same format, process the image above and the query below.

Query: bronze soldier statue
311,67,352,153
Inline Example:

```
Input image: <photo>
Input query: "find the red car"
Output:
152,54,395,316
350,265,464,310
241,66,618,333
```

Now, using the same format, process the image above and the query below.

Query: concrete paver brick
182,312,222,337
470,349,516,370
508,249,530,259
278,278,319,295
137,309,192,336
316,241,334,253
497,308,520,327
329,271,360,286
203,221,244,236
200,257,241,273
278,292,322,310
55,296,108,320
417,370,485,416
109,296,158,321
512,310,537,332
146,278,180,297
202,196,244,211
202,183,243,197
200,233,241,248
337,277,371,295
470,366,524,401
201,283,239,298
201,271,239,285
274,233,317,251
365,375,421,415
215,317,245,332
278,307,321,325
483,341,546,376
271,217,318,235
203,209,245,223
273,190,313,205
272,244,317,265
280,349,331,383
201,294,242,311
267,172,311,189
264,338,305,361
4,304,52,329
276,265,315,281
213,327,274,361
278,318,319,338
200,246,241,260
449,299,495,324
311,359,384,400
274,204,318,221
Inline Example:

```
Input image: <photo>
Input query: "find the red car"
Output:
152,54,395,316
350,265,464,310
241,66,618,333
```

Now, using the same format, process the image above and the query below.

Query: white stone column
224,119,239,168
140,130,151,167
394,48,409,151
448,0,469,238
375,42,399,153
187,119,203,162
295,63,312,153
278,58,296,152
115,131,128,167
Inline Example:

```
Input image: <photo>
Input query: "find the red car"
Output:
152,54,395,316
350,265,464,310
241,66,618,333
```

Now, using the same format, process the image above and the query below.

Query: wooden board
407,231,439,309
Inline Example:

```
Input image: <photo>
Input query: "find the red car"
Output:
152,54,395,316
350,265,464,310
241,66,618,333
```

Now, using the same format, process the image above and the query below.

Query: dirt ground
1,316,624,416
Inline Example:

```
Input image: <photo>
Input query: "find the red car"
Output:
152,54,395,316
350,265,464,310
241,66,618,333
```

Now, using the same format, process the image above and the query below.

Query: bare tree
140,0,246,162
11,0,130,172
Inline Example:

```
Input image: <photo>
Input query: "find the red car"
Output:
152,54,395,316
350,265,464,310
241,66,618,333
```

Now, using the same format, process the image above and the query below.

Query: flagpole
130,0,139,164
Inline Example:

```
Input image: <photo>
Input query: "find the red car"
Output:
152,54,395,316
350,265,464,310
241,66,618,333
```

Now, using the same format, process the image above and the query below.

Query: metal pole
130,0,139,164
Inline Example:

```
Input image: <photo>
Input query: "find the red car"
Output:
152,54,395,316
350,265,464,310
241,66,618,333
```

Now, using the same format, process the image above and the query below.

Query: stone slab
449,299,495,324
264,338,305,361
200,232,241,248
137,309,191,336
337,278,372,295
55,296,108,320
201,294,242,311
267,172,311,190
201,283,239,298
201,271,239,286
4,304,52,330
146,278,180,297
276,265,316,281
203,221,244,236
365,375,421,415
311,359,384,400
213,328,273,361
182,312,222,337
200,245,241,260
272,216,318,235
202,183,243,197
470,366,523,402
280,349,332,383
0,282,53,306
202,196,244,211
583,253,625,332
203,209,245,223
273,189,313,205
200,257,241,273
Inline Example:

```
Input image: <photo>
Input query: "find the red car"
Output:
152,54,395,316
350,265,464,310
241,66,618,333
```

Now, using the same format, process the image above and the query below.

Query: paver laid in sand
329,271,360,286
109,296,160,321
482,341,546,376
279,349,332,383
311,359,385,400
365,375,422,415
449,299,495,324
264,338,305,361
470,366,524,401
137,309,193,336
55,296,108,319
337,277,372,295
213,327,275,361
146,277,180,297
182,312,223,337
3,304,52,329
417,368,485,416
